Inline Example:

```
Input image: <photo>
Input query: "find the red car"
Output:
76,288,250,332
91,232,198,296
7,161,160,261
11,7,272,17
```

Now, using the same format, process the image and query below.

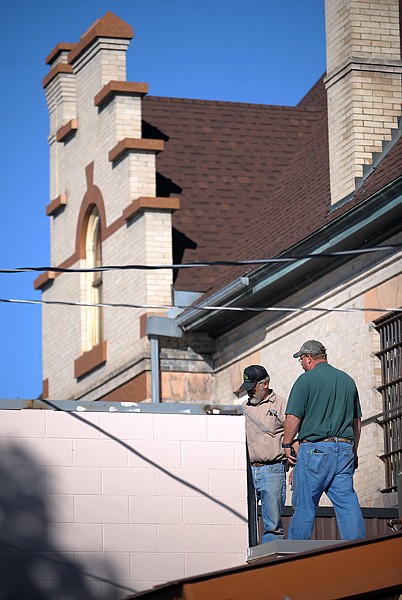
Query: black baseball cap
239,365,269,391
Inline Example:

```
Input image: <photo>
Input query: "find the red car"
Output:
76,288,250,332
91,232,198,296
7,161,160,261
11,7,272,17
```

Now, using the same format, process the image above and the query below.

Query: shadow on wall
0,442,135,600
42,400,247,523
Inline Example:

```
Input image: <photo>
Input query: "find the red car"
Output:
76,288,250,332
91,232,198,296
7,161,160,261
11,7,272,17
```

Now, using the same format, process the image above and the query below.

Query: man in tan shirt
239,365,288,543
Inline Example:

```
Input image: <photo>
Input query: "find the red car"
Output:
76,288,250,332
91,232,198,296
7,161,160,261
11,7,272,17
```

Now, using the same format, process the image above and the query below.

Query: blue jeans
289,441,366,540
252,462,286,543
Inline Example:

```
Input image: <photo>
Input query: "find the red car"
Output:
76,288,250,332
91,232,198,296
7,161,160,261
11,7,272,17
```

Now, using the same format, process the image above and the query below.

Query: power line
1,297,401,315
1,244,401,274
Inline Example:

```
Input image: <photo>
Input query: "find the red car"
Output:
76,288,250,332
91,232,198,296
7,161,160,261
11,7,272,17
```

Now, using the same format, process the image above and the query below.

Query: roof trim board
176,177,402,333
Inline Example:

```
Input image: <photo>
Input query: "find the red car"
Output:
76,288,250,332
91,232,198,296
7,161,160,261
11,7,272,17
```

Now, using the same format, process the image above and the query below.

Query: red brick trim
74,340,107,379
34,271,56,291
46,193,67,217
109,138,164,163
46,43,75,65
104,216,126,239
42,63,73,88
139,312,162,338
41,378,49,399
36,166,179,291
99,371,149,402
94,81,148,108
68,12,133,65
123,196,180,221
56,119,78,143
35,203,127,291
74,162,126,255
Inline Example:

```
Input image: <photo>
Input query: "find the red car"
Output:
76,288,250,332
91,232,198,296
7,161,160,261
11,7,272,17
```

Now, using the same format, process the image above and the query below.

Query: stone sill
109,138,164,163
94,80,148,108
74,341,107,379
122,196,180,221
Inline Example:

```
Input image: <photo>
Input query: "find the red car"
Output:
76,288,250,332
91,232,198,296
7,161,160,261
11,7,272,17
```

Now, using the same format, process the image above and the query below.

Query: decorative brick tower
325,0,402,205
36,13,179,401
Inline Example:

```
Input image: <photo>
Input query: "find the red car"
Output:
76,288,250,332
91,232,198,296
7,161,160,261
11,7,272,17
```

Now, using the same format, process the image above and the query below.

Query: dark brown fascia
56,119,78,143
108,138,164,163
94,81,149,108
123,197,180,221
42,63,74,89
45,43,75,66
68,12,133,65
74,341,107,379
34,271,55,291
46,193,67,217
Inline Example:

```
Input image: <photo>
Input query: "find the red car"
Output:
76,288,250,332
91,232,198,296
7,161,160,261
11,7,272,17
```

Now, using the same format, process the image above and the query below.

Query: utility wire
0,244,401,274
1,298,401,314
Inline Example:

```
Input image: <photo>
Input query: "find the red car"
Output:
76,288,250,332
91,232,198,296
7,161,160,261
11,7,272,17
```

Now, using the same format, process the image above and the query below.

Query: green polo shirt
285,362,362,442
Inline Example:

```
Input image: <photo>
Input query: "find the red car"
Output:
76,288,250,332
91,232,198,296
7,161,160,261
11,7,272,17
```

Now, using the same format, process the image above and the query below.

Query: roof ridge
145,95,326,112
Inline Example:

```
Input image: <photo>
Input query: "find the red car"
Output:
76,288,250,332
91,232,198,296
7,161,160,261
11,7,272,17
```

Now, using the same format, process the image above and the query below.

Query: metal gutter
175,177,402,333
175,276,249,331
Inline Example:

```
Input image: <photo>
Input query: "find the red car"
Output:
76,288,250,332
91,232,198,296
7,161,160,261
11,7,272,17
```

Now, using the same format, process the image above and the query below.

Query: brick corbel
42,63,73,88
46,43,75,66
122,197,181,222
74,340,107,379
34,271,55,291
56,119,78,143
94,81,148,108
46,193,67,217
108,138,164,163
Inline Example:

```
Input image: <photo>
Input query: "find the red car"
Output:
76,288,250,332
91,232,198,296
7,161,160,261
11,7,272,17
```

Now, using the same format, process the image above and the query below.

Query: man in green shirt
283,340,366,540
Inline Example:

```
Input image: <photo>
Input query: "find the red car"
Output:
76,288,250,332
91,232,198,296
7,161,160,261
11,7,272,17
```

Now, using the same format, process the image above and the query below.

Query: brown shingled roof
142,76,401,298
142,76,329,292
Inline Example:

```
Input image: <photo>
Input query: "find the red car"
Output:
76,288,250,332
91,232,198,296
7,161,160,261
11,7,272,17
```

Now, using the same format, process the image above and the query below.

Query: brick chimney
324,0,402,205
43,12,134,201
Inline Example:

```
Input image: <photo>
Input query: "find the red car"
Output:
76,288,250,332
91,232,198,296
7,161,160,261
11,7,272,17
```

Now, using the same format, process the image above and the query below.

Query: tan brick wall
42,31,174,401
324,0,402,204
211,249,402,506
325,0,401,74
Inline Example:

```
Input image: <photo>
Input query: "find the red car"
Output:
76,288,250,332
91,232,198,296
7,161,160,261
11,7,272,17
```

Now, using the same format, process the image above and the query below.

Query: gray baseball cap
293,340,326,358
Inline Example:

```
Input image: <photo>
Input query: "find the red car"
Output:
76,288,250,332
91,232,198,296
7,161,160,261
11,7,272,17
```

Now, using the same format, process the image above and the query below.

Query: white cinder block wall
0,405,248,599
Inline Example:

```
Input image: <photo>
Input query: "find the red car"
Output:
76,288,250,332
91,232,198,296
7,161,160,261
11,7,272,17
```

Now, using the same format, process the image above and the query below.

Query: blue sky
0,0,326,399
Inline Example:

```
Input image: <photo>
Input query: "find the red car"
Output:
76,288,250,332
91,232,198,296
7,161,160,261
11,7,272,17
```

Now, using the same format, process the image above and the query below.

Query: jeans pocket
342,450,355,473
306,449,328,474
267,462,285,473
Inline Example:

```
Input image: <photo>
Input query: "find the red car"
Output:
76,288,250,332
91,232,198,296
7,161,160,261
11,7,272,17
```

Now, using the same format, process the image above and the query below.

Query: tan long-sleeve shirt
242,390,287,463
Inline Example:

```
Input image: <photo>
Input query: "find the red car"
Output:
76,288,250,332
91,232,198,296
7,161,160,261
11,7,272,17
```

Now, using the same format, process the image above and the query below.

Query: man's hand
289,467,294,490
283,414,301,467
285,446,297,466
354,453,359,470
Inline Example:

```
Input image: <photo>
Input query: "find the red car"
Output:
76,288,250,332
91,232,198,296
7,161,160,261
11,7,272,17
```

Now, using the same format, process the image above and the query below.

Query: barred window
374,311,402,493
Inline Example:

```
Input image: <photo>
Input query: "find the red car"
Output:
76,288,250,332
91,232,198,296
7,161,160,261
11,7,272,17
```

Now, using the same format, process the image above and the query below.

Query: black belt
251,460,284,467
301,437,353,445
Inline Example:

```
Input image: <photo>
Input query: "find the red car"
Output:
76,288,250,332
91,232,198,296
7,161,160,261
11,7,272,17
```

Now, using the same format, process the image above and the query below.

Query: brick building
36,0,402,508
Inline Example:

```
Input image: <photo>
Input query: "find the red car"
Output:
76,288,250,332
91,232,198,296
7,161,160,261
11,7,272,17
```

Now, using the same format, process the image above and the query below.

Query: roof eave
175,177,402,334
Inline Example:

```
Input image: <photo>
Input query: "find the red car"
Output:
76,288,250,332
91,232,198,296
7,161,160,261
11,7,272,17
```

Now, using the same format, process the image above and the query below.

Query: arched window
85,206,103,350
